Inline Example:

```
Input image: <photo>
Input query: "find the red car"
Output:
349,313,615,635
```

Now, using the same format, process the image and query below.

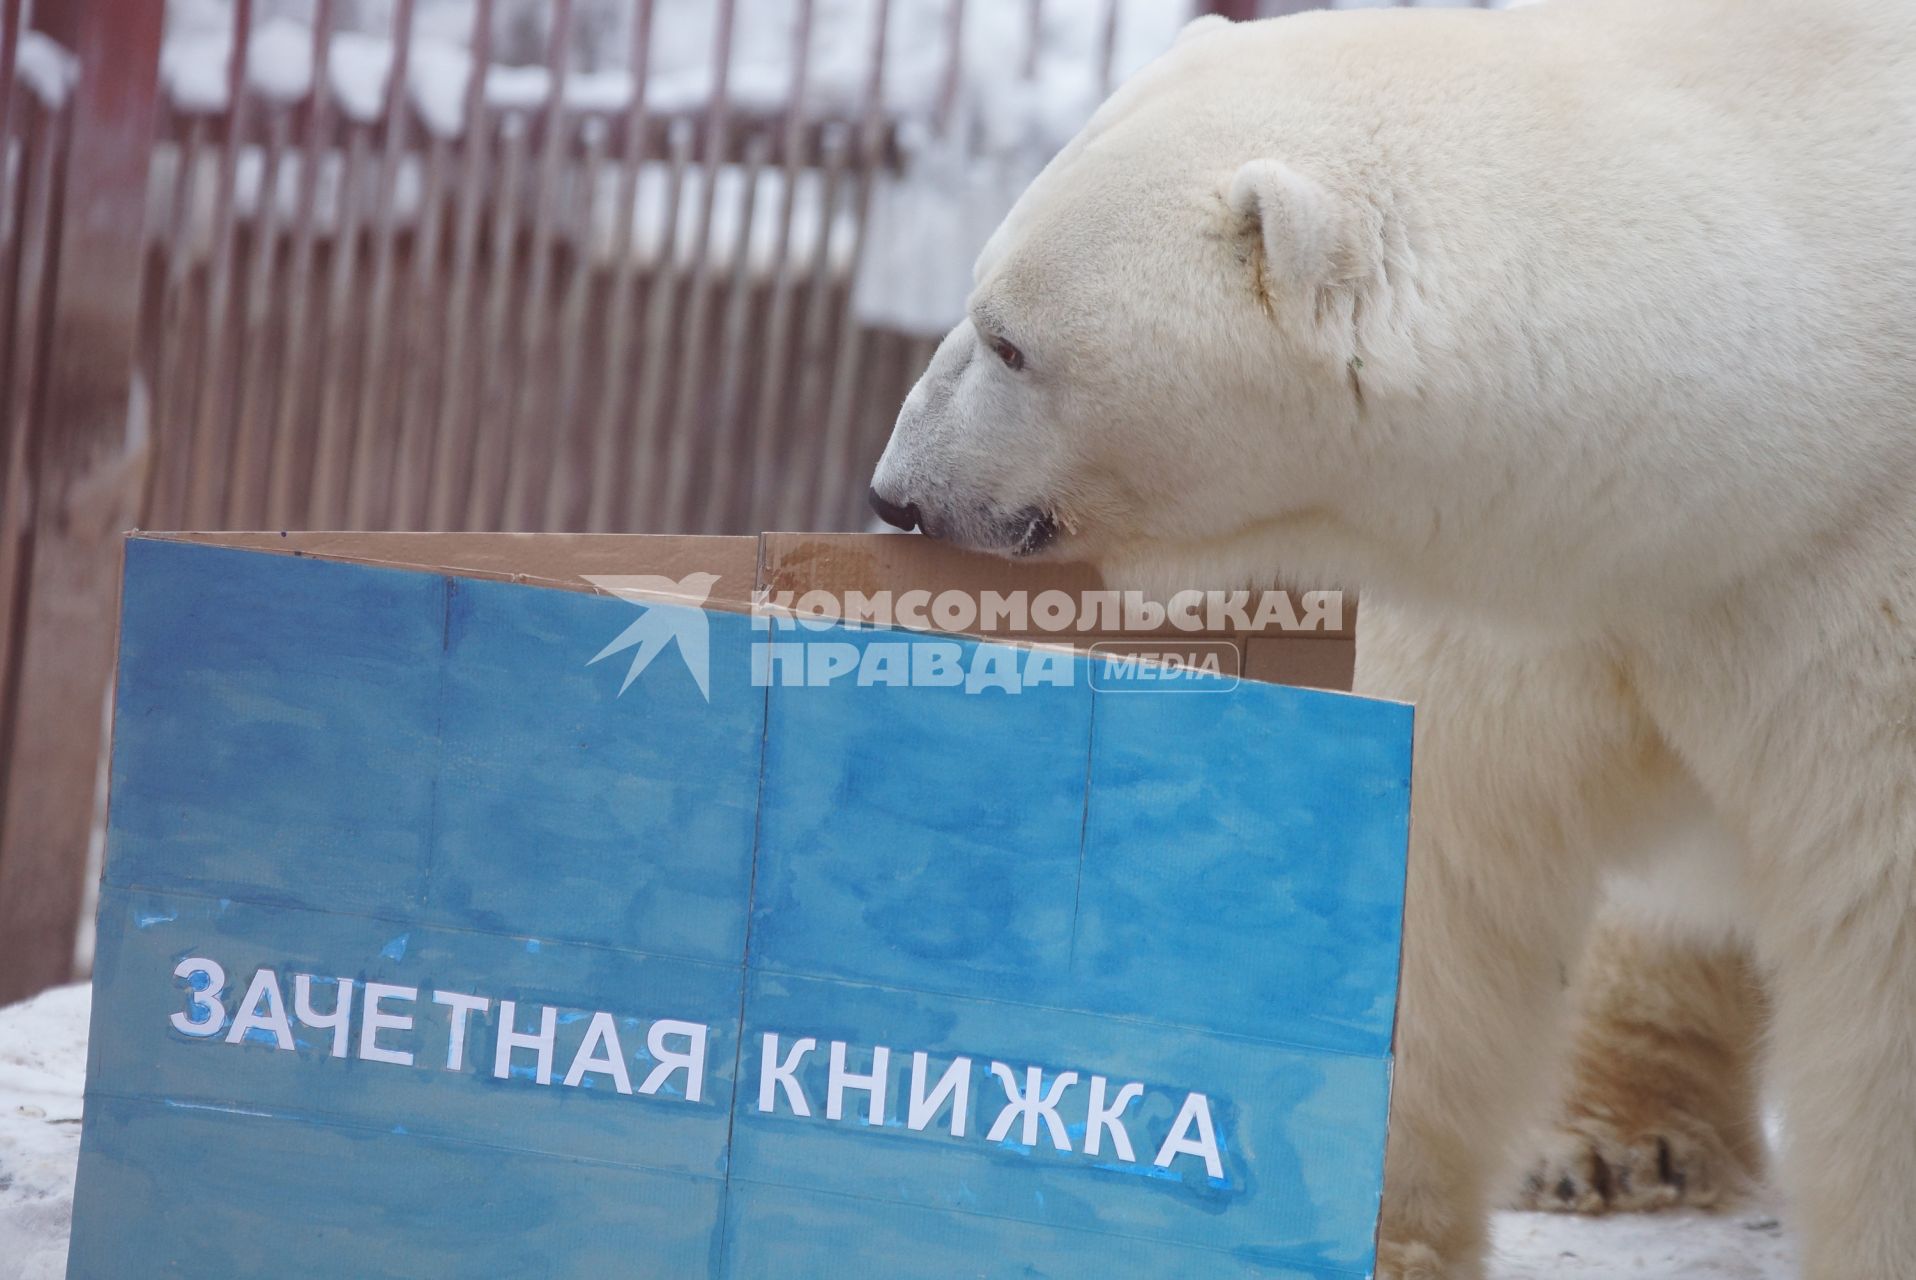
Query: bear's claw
1513,1112,1747,1215
1374,1239,1468,1280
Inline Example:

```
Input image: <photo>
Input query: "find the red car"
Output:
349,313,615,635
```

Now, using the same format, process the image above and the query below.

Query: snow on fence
135,0,1198,540
155,1,878,538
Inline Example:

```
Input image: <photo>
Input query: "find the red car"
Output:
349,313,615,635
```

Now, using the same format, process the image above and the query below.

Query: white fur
871,3,1916,1277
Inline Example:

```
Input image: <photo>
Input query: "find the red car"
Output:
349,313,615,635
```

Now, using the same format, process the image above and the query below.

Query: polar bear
868,2,1916,1277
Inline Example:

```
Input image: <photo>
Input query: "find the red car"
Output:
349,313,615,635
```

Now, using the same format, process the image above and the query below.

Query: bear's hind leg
1515,907,1767,1215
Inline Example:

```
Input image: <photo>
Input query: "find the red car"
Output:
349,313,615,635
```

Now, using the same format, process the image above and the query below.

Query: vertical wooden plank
464,111,528,530
423,0,495,532
223,105,292,528
1197,0,1270,18
583,0,655,533
180,0,252,529
746,0,816,531
1096,0,1120,96
0,0,46,709
388,130,452,530
0,104,68,858
703,128,769,533
0,0,23,514
144,113,205,529
262,0,337,528
774,123,849,531
811,0,892,530
307,121,370,528
619,116,692,532
343,0,417,529
544,114,608,530
501,0,574,532
655,0,737,534
0,0,165,1004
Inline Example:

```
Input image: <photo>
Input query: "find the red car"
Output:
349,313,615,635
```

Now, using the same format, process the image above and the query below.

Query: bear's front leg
1355,607,1670,1279
1756,849,1916,1279
1624,567,1916,1279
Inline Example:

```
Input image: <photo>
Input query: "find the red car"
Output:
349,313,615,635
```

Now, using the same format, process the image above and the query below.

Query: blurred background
0,0,1522,1002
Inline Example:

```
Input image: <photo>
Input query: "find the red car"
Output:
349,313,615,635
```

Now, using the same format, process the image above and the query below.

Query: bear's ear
1226,159,1372,297
1176,14,1232,45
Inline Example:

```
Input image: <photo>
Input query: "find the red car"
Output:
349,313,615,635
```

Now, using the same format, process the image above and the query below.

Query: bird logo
581,572,722,701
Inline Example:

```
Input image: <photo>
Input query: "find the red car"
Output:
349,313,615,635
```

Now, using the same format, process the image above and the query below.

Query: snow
158,1,1176,132
1494,1197,1798,1278
10,31,78,108
0,981,1798,1278
0,985,89,1280
152,139,855,279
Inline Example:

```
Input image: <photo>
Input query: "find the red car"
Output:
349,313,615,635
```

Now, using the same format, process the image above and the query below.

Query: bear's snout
868,487,921,533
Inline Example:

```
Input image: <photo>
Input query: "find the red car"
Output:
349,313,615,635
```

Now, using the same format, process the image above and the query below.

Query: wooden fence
0,0,1120,1004
137,1,943,541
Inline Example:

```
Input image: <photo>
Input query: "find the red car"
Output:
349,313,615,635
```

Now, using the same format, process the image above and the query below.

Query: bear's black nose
869,488,920,532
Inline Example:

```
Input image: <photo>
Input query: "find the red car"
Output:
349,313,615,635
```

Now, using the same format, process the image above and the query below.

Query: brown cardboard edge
134,531,1363,693
134,531,765,613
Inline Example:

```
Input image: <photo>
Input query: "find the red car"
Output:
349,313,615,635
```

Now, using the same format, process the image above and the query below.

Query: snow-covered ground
0,987,91,1280
0,983,1796,1279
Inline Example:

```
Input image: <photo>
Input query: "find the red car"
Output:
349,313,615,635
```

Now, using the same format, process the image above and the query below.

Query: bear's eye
988,335,1025,372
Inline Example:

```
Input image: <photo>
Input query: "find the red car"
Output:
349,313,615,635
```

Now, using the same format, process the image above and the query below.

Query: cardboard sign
69,532,1411,1279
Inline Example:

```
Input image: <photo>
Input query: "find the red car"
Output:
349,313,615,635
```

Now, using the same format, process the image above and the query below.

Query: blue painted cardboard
69,535,1412,1278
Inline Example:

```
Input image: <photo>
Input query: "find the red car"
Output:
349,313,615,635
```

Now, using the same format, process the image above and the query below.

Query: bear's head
870,15,1405,599
873,6,1904,625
